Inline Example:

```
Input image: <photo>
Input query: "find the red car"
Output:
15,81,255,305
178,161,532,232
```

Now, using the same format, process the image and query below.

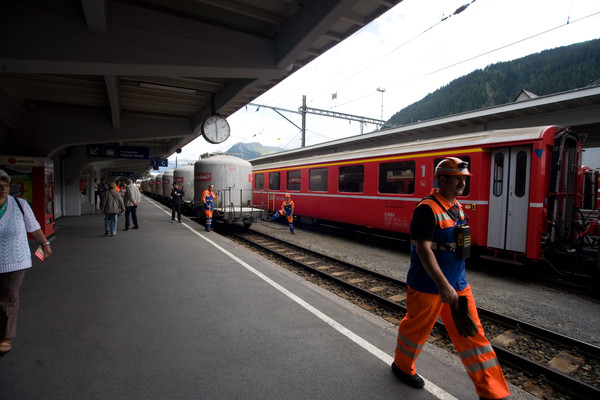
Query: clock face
202,116,231,144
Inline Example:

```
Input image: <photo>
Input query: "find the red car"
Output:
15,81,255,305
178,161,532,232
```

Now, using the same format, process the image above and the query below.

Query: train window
339,165,364,193
493,153,504,197
287,170,301,191
515,151,527,197
309,168,328,192
433,156,470,196
379,162,415,194
269,172,280,190
255,173,264,190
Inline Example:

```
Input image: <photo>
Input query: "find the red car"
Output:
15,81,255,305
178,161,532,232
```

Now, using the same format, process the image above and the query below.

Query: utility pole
301,95,306,148
376,87,386,125
249,95,397,147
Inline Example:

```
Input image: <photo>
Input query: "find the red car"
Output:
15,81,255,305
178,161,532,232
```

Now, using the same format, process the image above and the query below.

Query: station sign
87,145,149,159
119,146,149,160
151,158,169,167
109,171,134,177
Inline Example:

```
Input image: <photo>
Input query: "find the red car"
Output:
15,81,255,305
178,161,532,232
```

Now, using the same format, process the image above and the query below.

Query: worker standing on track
271,193,295,234
391,157,510,400
202,184,215,232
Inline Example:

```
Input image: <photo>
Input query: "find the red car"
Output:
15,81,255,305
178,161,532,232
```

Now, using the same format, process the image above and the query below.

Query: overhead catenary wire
312,1,478,105
333,9,600,110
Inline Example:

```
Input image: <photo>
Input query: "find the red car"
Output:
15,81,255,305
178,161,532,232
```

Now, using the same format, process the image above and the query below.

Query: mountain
225,142,283,160
387,39,600,126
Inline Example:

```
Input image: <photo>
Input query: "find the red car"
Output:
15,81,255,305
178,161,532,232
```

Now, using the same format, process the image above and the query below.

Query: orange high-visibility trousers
276,209,293,223
393,285,510,399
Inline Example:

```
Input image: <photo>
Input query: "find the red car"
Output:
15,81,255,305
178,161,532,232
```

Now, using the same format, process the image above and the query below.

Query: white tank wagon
193,153,266,228
148,176,156,195
154,173,163,198
173,164,194,213
161,170,174,201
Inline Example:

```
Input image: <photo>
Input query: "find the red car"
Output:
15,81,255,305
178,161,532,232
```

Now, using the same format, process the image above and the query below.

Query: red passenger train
251,125,593,269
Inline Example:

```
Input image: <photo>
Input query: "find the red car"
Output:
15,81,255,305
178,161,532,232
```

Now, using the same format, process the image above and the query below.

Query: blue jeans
104,213,118,235
125,206,138,228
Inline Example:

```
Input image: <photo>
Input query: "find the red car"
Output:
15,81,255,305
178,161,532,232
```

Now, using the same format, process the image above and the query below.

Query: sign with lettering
151,158,169,167
87,145,149,159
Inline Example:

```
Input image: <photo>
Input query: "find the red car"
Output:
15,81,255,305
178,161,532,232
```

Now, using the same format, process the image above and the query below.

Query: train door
487,146,531,253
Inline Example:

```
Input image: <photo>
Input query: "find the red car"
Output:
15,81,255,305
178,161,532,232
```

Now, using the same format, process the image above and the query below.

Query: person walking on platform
271,193,295,234
170,182,184,223
93,178,99,210
390,157,510,400
124,178,141,230
0,169,52,354
201,184,215,231
97,178,107,211
101,181,125,237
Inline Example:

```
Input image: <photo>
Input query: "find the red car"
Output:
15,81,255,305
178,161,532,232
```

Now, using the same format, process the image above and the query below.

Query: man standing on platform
201,184,215,231
97,178,107,211
170,182,184,223
390,157,510,400
124,179,141,230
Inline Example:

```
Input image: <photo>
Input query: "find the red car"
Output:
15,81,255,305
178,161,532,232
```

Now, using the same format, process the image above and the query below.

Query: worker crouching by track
391,157,510,400
271,193,295,234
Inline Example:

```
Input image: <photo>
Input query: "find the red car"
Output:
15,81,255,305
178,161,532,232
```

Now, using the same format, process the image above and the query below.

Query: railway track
222,226,600,400
296,220,600,297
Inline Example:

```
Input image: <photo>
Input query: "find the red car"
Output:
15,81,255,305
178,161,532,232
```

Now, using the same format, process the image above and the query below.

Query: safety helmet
434,157,471,178
285,193,291,198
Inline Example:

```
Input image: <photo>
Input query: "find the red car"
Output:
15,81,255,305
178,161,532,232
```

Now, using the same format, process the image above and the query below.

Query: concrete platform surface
0,197,535,400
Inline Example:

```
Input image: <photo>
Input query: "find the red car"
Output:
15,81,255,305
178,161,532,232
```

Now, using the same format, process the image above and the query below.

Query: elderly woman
101,181,125,236
0,169,52,354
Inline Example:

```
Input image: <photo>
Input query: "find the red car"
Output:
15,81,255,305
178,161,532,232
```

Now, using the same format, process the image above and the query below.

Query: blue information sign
119,146,149,160
109,171,134,177
87,145,148,159
151,158,169,167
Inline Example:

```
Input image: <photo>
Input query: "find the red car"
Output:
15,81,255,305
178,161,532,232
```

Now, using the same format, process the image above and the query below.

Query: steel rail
230,228,600,399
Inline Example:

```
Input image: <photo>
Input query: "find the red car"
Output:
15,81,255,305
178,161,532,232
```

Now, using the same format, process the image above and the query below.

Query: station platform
1,198,534,400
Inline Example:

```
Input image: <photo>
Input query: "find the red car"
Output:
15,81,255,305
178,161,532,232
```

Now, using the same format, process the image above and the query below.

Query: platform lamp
175,148,182,168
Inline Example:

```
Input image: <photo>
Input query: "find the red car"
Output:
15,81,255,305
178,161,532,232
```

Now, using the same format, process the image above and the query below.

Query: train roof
252,125,565,171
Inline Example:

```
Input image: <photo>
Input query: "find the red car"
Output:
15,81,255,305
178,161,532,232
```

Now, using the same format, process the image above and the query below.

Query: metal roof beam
104,75,121,129
274,0,360,69
0,1,288,79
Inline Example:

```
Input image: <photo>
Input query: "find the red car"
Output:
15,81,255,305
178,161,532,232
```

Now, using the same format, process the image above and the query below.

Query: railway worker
271,193,295,234
170,182,185,223
391,157,510,400
202,184,215,231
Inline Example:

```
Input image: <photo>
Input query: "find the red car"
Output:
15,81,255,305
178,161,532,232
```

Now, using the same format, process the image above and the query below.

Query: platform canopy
0,0,402,176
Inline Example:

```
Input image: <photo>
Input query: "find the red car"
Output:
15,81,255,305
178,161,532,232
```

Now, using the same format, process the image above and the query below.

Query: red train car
252,126,584,264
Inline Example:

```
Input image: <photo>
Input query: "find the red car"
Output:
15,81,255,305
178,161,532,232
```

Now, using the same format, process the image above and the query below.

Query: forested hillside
387,39,600,126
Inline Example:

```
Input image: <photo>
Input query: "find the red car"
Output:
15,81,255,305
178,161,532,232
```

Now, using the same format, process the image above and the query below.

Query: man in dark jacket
170,182,184,223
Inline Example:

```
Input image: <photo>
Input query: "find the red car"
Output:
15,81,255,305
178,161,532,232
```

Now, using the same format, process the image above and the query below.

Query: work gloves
451,296,478,337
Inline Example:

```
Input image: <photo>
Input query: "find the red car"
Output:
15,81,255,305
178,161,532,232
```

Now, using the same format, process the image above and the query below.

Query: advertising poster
3,166,34,204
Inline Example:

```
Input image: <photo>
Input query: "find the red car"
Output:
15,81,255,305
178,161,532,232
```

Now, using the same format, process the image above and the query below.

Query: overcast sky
170,0,600,164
